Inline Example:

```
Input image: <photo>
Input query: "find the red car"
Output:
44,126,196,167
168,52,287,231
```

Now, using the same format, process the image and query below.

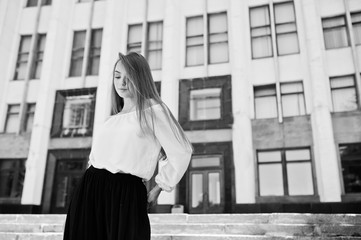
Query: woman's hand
147,185,162,210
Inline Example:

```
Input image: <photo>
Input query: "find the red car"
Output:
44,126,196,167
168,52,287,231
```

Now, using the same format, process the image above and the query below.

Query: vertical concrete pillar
22,1,73,204
300,0,341,202
156,0,183,205
229,0,255,203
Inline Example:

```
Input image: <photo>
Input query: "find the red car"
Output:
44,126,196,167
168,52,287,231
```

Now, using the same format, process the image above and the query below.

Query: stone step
1,214,361,225
1,233,361,240
1,222,361,237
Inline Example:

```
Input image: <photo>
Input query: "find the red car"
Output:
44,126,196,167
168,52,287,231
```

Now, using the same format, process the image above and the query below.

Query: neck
122,97,137,112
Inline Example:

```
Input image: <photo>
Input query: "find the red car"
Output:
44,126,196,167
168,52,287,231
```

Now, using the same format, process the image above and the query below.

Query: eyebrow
115,71,121,74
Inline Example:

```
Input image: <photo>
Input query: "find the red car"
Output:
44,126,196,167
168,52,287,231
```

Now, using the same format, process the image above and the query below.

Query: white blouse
88,103,193,192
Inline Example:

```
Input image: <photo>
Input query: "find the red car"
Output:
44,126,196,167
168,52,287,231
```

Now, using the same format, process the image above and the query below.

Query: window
250,6,273,59
147,22,163,70
4,104,20,133
250,1,299,58
254,85,278,119
14,35,31,80
351,12,361,45
127,24,142,54
51,88,96,138
257,148,314,196
87,29,103,75
186,16,204,66
179,76,232,130
26,0,52,7
62,96,92,136
126,22,164,69
0,159,26,200
281,81,306,117
25,103,36,133
32,34,46,79
190,88,222,121
274,1,299,55
69,29,102,77
186,13,229,66
322,15,349,49
330,75,358,112
208,12,229,63
69,31,86,77
339,143,361,194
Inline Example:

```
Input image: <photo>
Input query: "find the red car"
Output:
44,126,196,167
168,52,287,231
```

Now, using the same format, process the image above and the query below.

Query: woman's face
113,61,135,99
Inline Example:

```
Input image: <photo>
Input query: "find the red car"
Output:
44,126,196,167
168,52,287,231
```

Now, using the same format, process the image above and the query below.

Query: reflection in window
191,174,203,208
69,31,86,77
5,104,21,133
62,95,93,137
339,143,361,194
127,24,142,54
322,15,349,49
14,35,31,80
25,103,36,133
208,172,221,206
32,34,46,79
281,81,306,117
87,29,103,76
190,88,221,121
0,159,26,199
147,22,163,70
254,85,278,119
330,75,358,112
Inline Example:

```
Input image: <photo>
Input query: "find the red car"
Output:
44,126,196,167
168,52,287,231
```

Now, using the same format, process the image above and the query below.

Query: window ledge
341,193,361,202
0,198,21,204
256,195,320,203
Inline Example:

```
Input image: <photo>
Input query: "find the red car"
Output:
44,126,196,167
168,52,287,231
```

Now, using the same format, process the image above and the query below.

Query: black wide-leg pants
63,165,150,240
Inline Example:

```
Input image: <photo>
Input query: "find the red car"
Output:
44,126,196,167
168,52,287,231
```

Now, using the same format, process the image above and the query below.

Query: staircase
0,213,361,239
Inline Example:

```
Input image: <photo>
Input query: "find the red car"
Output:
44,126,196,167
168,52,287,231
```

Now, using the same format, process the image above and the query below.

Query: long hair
110,52,194,158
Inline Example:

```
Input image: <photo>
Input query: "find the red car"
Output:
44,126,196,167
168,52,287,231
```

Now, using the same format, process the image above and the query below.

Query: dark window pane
340,143,361,193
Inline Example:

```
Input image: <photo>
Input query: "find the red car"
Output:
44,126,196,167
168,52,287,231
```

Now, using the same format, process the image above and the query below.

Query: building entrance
188,155,224,213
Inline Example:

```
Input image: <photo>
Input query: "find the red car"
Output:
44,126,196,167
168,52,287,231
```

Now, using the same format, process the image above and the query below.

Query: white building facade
0,0,360,214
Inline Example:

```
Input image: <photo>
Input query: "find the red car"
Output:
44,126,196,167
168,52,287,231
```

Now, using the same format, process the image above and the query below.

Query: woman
63,52,194,240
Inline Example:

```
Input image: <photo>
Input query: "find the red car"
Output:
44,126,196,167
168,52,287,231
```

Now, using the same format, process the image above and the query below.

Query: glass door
188,155,224,213
50,159,86,213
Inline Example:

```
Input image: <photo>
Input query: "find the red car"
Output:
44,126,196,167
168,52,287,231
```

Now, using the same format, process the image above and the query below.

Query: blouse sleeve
153,106,193,192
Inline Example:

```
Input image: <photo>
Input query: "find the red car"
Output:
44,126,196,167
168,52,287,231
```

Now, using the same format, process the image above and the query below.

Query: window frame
185,15,204,67
4,104,21,133
25,103,36,133
0,159,26,204
339,143,361,200
256,147,318,202
69,30,87,77
280,81,306,117
50,88,96,138
31,34,46,79
179,75,232,130
146,21,163,70
13,35,32,80
322,15,350,50
249,5,273,59
127,24,143,54
273,1,300,56
207,12,229,64
254,84,278,119
87,28,103,76
330,75,358,112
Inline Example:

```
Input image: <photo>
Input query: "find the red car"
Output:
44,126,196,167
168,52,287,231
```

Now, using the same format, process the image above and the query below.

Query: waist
87,165,143,182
